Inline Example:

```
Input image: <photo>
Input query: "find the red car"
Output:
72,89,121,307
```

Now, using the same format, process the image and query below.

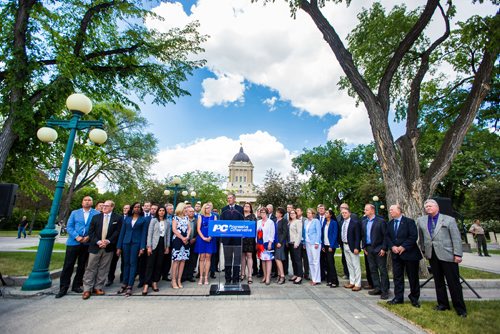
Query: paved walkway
0,281,426,334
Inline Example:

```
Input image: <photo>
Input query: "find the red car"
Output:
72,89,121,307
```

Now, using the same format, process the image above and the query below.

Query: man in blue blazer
386,204,422,307
362,204,389,299
339,208,362,291
56,196,100,298
137,202,155,288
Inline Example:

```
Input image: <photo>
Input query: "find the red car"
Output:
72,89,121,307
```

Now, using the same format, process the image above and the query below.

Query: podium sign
208,220,256,238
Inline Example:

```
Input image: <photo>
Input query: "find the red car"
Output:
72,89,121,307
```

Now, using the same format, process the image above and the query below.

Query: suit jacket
386,216,422,261
147,218,172,250
417,213,463,262
268,212,277,223
342,217,361,253
117,215,148,250
321,219,339,249
66,208,100,246
220,204,244,245
88,212,122,254
361,216,387,254
302,218,322,245
337,212,359,244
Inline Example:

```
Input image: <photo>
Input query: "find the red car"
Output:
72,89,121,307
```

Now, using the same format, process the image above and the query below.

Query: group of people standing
53,193,467,317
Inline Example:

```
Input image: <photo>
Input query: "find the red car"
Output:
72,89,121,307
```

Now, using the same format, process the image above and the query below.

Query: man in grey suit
417,199,467,317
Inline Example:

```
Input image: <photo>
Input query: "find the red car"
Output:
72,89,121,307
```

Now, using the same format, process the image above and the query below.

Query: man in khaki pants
82,200,122,299
469,219,490,257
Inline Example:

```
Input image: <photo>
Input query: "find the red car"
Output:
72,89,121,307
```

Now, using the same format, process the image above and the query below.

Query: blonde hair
175,202,186,217
201,202,213,216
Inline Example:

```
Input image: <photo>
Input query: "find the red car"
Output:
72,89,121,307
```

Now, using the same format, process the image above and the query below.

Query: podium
208,220,255,296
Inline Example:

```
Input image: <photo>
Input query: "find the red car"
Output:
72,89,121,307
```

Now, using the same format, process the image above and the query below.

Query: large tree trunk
0,116,19,177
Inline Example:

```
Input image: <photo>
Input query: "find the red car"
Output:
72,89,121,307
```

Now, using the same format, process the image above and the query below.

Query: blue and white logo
208,220,256,238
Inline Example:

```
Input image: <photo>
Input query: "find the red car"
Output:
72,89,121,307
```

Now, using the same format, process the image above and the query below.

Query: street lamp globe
373,195,379,202
181,190,188,196
380,205,385,210
164,189,170,196
89,128,107,144
66,93,92,115
190,191,196,197
37,127,58,143
172,176,181,185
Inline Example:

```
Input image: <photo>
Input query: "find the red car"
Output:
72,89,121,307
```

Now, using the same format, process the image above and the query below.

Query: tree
57,103,158,222
270,0,498,219
0,0,205,177
292,140,384,214
256,169,304,208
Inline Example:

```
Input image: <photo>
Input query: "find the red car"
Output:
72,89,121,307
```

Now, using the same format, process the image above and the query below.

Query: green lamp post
22,94,107,291
372,195,385,216
164,176,187,209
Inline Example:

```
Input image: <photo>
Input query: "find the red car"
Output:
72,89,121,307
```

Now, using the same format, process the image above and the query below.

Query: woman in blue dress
194,202,217,285
171,203,191,289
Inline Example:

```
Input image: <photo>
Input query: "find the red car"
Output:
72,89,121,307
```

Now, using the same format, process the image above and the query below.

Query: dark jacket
386,216,422,261
220,204,244,245
337,212,359,244
361,216,387,254
275,218,289,244
343,217,361,253
88,212,122,254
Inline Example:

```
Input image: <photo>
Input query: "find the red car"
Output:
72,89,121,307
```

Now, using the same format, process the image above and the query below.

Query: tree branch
84,43,143,61
74,1,116,57
378,0,440,112
423,48,497,196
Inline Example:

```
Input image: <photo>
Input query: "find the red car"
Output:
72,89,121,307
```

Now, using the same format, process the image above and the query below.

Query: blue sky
133,0,496,185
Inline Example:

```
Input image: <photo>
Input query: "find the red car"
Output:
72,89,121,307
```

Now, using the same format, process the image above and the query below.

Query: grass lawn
21,243,67,251
382,300,500,334
470,248,500,255
0,230,40,237
0,251,65,276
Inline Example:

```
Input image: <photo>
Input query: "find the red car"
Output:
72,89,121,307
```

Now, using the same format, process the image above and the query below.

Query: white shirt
342,218,350,243
324,223,330,246
257,219,275,243
159,220,165,237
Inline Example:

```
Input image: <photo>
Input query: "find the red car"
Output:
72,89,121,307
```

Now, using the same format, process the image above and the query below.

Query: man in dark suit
82,200,122,299
340,207,362,291
386,204,422,307
106,204,129,286
220,193,244,284
337,203,357,279
362,204,389,299
417,199,467,317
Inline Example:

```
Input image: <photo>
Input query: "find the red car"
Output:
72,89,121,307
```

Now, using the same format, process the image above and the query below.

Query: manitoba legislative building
227,145,258,204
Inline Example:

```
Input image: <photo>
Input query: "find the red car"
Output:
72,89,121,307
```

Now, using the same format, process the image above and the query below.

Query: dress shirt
305,219,312,243
365,217,374,245
159,220,165,237
393,215,402,234
341,218,350,243
428,213,439,236
131,218,137,228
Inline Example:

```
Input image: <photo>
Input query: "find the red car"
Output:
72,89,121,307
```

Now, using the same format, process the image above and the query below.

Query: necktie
101,215,109,241
342,220,348,242
394,219,399,234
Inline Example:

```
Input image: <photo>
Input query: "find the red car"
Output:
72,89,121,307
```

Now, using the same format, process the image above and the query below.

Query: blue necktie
394,219,399,234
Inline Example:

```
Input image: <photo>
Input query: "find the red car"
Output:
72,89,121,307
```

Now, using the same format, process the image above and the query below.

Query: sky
132,0,497,186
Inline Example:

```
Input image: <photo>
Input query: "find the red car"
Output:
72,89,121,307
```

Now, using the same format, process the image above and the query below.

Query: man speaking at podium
220,193,244,284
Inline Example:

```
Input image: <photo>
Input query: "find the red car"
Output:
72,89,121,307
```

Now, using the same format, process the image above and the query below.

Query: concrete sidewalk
461,252,500,274
0,236,67,252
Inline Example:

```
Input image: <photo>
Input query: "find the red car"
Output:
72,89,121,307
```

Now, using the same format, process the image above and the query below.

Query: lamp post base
21,228,58,291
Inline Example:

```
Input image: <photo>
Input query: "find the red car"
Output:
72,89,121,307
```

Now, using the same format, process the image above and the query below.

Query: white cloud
200,73,245,107
263,96,278,112
152,130,295,186
147,0,497,145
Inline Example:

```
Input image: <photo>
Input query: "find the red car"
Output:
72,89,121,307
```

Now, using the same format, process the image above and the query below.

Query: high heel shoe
172,281,179,289
152,283,159,292
278,276,286,285
178,281,183,289
125,287,132,297
293,278,303,285
204,276,209,285
117,285,127,294
142,285,148,296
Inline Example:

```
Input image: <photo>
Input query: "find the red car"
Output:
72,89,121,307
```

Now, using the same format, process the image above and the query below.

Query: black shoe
434,305,450,311
188,277,196,282
162,277,171,281
411,301,421,308
210,273,216,279
55,287,68,299
387,299,403,305
486,254,491,257
105,281,113,287
137,283,144,288
225,279,232,285
457,312,467,318
368,288,382,295
380,292,389,300
256,273,263,278
479,254,483,256
71,287,83,293
330,283,338,288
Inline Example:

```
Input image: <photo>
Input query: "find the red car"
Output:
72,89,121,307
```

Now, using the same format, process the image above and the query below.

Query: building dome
231,146,251,163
